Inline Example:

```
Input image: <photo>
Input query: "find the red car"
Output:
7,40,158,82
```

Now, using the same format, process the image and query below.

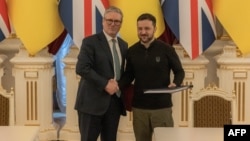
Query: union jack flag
162,0,216,59
59,0,109,48
0,0,11,42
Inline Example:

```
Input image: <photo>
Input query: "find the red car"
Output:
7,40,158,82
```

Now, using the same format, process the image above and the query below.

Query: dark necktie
112,39,121,97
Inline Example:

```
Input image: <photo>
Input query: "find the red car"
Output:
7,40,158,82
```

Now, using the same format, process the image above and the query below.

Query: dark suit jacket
75,31,128,116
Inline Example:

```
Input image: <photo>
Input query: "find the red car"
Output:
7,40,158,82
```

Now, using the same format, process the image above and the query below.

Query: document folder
144,85,193,94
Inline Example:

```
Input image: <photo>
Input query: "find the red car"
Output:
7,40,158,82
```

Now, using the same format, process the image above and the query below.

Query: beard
139,34,154,44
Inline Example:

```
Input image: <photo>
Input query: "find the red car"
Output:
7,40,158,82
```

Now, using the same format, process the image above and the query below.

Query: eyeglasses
105,18,122,25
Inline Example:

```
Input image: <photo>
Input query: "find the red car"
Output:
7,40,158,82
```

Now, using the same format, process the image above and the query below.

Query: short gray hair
104,6,123,21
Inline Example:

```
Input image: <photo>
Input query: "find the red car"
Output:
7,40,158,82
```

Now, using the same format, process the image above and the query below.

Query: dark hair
137,13,156,27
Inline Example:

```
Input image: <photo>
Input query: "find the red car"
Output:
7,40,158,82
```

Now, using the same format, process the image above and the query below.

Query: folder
144,85,193,94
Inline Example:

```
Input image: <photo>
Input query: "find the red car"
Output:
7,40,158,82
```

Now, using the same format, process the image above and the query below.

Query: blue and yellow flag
213,0,250,55
8,0,64,55
109,0,165,46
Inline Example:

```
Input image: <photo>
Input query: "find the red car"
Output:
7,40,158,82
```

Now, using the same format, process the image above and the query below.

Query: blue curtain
54,34,73,113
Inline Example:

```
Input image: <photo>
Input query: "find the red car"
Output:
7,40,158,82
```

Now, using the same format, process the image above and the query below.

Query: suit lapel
97,32,127,72
117,38,127,72
97,32,114,67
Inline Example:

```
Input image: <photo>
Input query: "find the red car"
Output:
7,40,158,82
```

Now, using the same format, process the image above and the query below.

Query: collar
103,30,117,42
140,38,156,48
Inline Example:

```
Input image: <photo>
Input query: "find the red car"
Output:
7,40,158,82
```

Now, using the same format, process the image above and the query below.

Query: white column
217,42,250,124
10,45,57,140
60,46,80,140
173,45,209,127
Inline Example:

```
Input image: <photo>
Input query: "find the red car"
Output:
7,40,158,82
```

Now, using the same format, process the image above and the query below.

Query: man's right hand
105,79,119,95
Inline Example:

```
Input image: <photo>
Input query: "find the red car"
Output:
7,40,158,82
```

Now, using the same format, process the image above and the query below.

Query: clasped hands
105,79,119,95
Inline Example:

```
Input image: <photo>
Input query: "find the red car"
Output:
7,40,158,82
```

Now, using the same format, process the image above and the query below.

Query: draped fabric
8,0,64,55
109,0,165,47
0,0,11,42
162,0,216,59
59,0,109,48
213,0,250,55
48,29,68,55
54,34,73,112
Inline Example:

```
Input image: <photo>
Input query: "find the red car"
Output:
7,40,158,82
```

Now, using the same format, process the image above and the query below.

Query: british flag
0,0,11,42
162,0,216,59
59,0,109,48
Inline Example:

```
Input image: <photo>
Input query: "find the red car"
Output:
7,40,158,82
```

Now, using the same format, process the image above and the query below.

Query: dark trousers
77,95,122,141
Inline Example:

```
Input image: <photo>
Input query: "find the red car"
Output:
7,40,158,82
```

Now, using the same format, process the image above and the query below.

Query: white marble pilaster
60,45,80,140
10,45,57,140
216,42,250,124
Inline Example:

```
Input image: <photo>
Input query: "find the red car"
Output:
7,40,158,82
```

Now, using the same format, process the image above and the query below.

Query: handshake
105,79,120,95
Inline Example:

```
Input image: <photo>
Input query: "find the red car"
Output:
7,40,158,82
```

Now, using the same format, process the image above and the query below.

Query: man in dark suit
75,6,128,141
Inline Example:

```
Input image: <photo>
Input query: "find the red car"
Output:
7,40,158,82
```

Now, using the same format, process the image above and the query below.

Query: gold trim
35,81,38,120
28,54,35,57
242,82,245,121
31,81,33,120
24,124,40,126
238,82,241,121
236,46,243,57
233,71,247,79
24,71,39,78
9,33,17,38
27,81,29,120
181,91,184,121
179,125,188,127
185,89,188,121
185,71,194,79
